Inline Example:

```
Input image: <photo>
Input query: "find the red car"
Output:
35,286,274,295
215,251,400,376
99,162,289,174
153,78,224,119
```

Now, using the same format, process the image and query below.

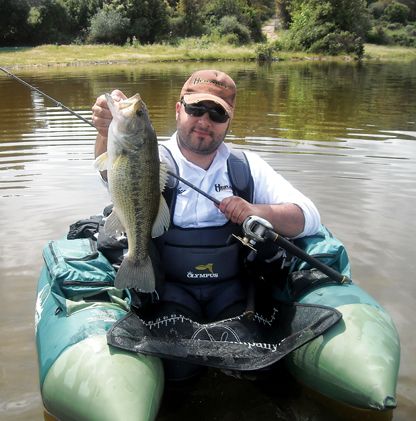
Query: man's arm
219,150,321,238
95,133,108,159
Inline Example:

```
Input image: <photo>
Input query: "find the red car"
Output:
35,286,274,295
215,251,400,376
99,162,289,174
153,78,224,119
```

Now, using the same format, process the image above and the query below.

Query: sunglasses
181,99,229,124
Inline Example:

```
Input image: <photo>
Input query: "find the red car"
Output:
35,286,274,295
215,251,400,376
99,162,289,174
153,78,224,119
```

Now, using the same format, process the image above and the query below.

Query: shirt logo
215,183,232,193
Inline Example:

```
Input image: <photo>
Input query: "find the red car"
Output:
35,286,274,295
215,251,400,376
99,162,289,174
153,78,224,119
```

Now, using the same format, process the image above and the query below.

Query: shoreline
1,43,415,70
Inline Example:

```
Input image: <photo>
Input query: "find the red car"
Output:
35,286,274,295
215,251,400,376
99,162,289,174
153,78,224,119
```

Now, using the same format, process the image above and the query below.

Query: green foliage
216,15,251,45
284,0,369,58
390,27,416,46
170,0,205,37
202,0,265,42
382,1,410,23
61,0,103,35
104,0,171,44
276,0,292,29
366,24,390,44
255,42,276,61
368,1,390,19
399,0,416,20
9,0,412,54
367,1,415,47
310,30,364,58
88,8,130,44
1,0,104,46
26,0,72,44
0,0,31,46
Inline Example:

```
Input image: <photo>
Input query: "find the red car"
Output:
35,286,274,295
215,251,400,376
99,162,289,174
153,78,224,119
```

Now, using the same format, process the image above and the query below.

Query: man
92,69,321,380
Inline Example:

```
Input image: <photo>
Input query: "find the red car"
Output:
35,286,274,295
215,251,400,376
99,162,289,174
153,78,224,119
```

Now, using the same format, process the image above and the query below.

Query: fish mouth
131,94,145,117
119,93,143,116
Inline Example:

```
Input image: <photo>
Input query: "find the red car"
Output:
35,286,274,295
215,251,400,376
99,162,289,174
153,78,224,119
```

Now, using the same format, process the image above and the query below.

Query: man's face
175,100,230,155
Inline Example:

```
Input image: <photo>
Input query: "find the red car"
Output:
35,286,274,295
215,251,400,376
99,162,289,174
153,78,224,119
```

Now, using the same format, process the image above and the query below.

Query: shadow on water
0,60,415,420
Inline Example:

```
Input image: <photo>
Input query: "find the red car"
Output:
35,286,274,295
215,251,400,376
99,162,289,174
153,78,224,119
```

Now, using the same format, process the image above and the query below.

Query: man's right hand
92,89,126,138
93,89,127,159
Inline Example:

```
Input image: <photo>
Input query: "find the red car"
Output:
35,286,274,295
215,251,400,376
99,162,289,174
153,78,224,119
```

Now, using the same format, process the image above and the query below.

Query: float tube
35,226,400,419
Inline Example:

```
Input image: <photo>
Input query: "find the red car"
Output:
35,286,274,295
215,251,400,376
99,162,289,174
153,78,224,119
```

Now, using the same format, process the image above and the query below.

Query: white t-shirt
161,133,321,237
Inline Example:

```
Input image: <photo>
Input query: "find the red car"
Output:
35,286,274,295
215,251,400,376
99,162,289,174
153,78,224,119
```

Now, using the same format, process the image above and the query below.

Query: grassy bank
1,42,415,69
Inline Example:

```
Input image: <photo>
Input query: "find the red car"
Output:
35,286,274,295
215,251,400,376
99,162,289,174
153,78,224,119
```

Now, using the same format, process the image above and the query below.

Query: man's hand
93,89,127,159
92,89,126,138
219,197,305,238
218,196,256,225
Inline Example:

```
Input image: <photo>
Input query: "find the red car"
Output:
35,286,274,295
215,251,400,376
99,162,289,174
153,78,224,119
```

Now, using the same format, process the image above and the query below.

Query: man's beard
176,121,228,155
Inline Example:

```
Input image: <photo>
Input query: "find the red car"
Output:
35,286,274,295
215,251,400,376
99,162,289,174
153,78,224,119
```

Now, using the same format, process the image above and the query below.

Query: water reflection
0,61,415,420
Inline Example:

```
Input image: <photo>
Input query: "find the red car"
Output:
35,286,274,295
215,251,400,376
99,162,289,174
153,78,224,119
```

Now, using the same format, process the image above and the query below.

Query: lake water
0,60,415,420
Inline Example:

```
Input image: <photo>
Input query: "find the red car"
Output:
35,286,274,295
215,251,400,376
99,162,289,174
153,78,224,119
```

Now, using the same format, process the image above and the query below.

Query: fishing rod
0,66,95,128
0,65,220,204
0,66,351,284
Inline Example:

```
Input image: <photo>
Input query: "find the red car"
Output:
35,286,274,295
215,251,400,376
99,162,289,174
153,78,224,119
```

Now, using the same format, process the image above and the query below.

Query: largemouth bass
95,93,170,292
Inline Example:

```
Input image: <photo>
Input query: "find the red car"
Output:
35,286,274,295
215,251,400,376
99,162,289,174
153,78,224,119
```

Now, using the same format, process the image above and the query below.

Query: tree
88,8,130,44
283,0,370,57
382,1,410,23
101,0,170,44
276,0,292,28
171,0,205,37
26,0,72,44
60,0,103,35
202,0,266,42
0,0,31,46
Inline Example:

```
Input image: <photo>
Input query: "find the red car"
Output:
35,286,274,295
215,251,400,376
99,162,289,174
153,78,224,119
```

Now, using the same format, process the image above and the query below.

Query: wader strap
227,150,254,203
159,144,179,218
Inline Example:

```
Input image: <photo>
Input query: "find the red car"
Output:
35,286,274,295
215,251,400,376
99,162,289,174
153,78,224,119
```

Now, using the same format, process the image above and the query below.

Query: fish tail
114,255,155,292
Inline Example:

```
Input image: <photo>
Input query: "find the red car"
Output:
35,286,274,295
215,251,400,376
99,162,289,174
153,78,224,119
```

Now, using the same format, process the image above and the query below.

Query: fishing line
1,67,353,283
0,66,95,128
0,66,220,205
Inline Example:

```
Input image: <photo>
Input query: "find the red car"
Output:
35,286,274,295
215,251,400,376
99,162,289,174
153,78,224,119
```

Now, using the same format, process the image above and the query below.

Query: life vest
156,146,253,285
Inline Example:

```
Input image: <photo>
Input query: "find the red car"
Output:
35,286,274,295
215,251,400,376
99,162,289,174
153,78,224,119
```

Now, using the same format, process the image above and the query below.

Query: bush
390,29,416,47
405,24,416,37
202,0,265,43
368,1,389,19
61,0,103,35
169,14,205,39
386,22,402,30
255,43,275,61
382,1,410,24
217,15,251,45
366,25,390,44
309,30,364,58
283,0,369,57
88,9,130,44
173,0,205,37
127,0,171,44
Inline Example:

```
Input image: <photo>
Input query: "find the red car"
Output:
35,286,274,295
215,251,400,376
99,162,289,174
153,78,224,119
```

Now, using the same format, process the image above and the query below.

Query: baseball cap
180,70,236,118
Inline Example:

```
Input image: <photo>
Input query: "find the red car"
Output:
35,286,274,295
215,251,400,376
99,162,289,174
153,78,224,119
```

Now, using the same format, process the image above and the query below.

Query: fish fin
114,255,155,292
94,152,109,171
151,195,170,238
159,160,169,192
104,210,125,237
